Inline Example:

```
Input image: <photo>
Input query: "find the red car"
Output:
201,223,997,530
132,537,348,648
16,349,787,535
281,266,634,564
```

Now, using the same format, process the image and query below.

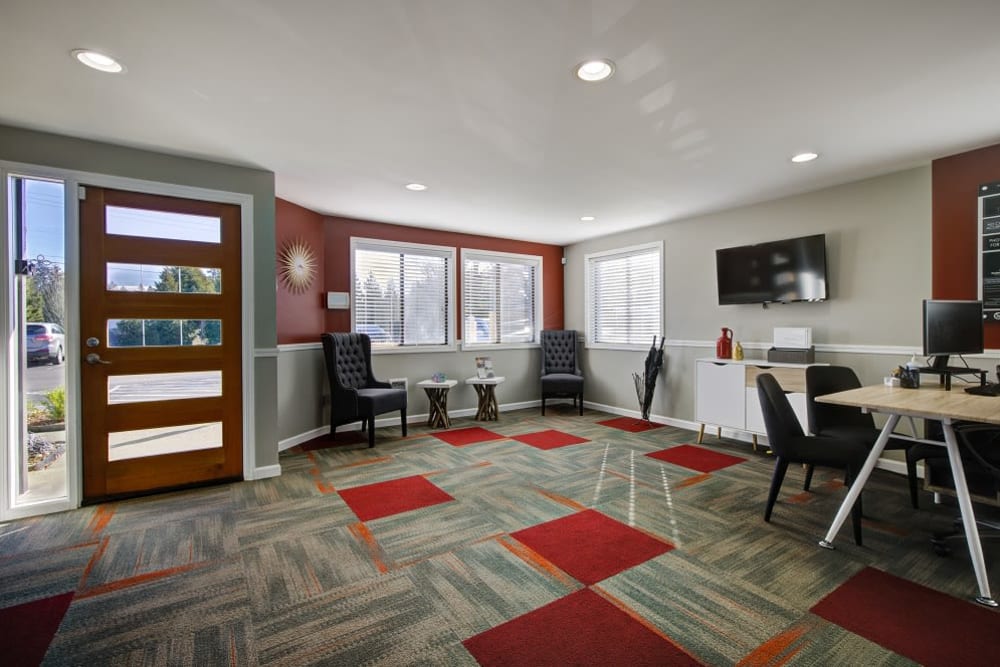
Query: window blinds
354,245,449,346
588,246,661,346
463,257,536,344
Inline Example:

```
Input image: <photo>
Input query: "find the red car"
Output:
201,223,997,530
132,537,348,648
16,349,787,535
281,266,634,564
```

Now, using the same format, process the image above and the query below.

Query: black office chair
321,332,407,448
926,423,1000,556
757,373,869,545
806,365,945,508
540,329,584,415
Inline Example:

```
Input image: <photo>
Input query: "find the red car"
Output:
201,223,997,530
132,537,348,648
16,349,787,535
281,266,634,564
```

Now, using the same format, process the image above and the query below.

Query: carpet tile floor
2,405,999,665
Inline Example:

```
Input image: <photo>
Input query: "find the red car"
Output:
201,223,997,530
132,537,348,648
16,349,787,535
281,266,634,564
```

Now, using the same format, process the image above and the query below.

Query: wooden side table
465,376,505,421
417,379,458,428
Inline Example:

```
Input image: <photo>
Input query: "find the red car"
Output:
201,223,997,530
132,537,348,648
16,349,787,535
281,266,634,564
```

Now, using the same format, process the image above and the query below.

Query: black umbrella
635,336,666,421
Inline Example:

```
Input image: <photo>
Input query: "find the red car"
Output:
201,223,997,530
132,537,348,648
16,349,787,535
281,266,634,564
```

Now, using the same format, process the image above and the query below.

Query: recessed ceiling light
575,59,615,82
71,49,125,73
404,183,427,191
791,152,819,163
580,216,596,221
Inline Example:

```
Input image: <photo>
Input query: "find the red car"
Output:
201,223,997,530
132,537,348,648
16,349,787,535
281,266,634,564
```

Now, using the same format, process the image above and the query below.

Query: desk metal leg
819,413,899,550
941,420,997,607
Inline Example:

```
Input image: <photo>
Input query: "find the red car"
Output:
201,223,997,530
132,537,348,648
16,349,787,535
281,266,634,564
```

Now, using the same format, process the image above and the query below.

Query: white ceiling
2,1,1000,245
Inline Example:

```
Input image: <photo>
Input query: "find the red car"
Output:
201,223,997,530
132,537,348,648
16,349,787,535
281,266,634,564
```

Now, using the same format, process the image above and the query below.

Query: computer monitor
922,299,984,368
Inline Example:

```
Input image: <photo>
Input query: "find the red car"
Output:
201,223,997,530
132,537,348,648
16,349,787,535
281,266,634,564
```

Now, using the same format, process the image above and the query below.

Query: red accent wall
323,216,564,338
932,143,1000,347
275,198,326,344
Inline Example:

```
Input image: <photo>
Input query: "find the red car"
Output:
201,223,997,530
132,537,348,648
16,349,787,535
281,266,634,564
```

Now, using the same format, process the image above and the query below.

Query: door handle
85,353,112,365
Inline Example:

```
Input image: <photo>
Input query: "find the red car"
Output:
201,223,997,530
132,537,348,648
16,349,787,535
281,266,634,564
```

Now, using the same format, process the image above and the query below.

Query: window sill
372,344,458,355
460,342,541,352
585,342,654,352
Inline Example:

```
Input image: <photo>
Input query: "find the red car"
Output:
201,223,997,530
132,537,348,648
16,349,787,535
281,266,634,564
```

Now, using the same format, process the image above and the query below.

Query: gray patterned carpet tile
2,407,997,666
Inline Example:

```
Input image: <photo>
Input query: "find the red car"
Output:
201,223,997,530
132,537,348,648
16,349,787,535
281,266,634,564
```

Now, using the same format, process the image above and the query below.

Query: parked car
27,322,65,365
355,324,390,342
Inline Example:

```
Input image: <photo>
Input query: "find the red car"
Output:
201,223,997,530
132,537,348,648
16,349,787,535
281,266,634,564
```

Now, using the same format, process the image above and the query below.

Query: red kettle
716,327,733,359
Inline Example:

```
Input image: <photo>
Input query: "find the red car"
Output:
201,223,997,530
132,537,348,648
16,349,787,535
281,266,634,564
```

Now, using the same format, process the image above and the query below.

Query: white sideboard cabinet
695,358,821,449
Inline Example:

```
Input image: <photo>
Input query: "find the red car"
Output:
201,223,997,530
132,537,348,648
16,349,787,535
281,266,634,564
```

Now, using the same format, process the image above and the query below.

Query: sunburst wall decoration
278,238,317,293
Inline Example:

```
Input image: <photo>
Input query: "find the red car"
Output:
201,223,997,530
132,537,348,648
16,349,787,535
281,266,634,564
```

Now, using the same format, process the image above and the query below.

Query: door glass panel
108,371,222,404
108,319,222,346
107,263,221,293
105,206,221,243
108,422,222,461
9,176,69,507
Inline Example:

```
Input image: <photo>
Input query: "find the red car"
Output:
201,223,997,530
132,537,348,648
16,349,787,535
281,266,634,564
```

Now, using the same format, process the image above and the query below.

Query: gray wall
277,345,544,444
0,124,279,469
564,166,940,426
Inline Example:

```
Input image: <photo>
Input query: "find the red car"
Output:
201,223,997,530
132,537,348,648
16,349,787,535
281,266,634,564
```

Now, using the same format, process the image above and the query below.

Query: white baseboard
253,464,282,479
279,427,329,451
279,399,544,453
583,400,923,478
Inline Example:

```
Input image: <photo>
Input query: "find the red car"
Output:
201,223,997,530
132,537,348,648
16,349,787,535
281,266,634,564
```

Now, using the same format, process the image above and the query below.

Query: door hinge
78,185,86,200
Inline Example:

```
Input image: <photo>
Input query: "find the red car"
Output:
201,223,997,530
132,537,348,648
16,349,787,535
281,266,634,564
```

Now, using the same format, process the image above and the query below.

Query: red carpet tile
463,588,698,666
338,475,454,521
646,444,747,473
511,429,589,450
431,426,505,447
296,430,368,451
597,416,665,433
0,591,74,666
811,566,1000,667
511,509,673,585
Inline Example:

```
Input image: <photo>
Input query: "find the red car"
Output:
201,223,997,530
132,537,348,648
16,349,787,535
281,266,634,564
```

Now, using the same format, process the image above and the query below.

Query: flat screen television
922,299,984,368
716,234,828,305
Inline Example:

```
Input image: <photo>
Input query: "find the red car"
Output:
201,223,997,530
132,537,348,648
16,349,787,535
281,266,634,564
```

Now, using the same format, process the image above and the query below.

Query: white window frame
460,248,542,351
584,241,663,351
350,237,456,354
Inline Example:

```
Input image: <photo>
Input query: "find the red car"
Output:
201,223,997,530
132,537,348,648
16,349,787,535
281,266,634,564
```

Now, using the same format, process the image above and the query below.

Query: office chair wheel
930,536,952,557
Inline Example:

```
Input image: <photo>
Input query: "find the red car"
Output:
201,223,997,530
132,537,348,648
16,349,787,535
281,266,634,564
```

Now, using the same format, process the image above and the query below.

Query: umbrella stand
636,336,666,421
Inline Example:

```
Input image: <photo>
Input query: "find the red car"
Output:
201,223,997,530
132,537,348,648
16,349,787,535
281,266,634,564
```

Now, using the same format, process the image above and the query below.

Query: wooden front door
79,187,243,502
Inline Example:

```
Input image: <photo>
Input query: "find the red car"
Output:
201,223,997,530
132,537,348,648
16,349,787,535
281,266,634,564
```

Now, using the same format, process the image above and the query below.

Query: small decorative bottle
733,341,744,360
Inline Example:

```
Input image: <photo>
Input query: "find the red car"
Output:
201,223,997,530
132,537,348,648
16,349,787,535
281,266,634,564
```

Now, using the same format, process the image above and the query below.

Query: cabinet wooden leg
752,434,758,452
697,423,705,444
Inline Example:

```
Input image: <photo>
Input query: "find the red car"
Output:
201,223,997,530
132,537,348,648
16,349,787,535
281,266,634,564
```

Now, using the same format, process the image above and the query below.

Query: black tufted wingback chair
540,329,584,415
321,332,407,448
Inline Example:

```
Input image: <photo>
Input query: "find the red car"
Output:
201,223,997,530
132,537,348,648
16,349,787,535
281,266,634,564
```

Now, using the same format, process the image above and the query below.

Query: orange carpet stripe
674,473,711,489
343,456,393,469
348,522,390,573
87,504,116,535
862,518,909,537
77,561,210,599
604,469,663,491
736,623,810,667
591,586,674,641
533,488,586,511
785,491,815,505
229,629,238,667
314,481,336,494
78,536,109,589
497,536,579,587
591,586,699,661
304,562,322,596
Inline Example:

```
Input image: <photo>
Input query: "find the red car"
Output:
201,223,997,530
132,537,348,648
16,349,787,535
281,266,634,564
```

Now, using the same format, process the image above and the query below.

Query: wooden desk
817,384,1000,607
